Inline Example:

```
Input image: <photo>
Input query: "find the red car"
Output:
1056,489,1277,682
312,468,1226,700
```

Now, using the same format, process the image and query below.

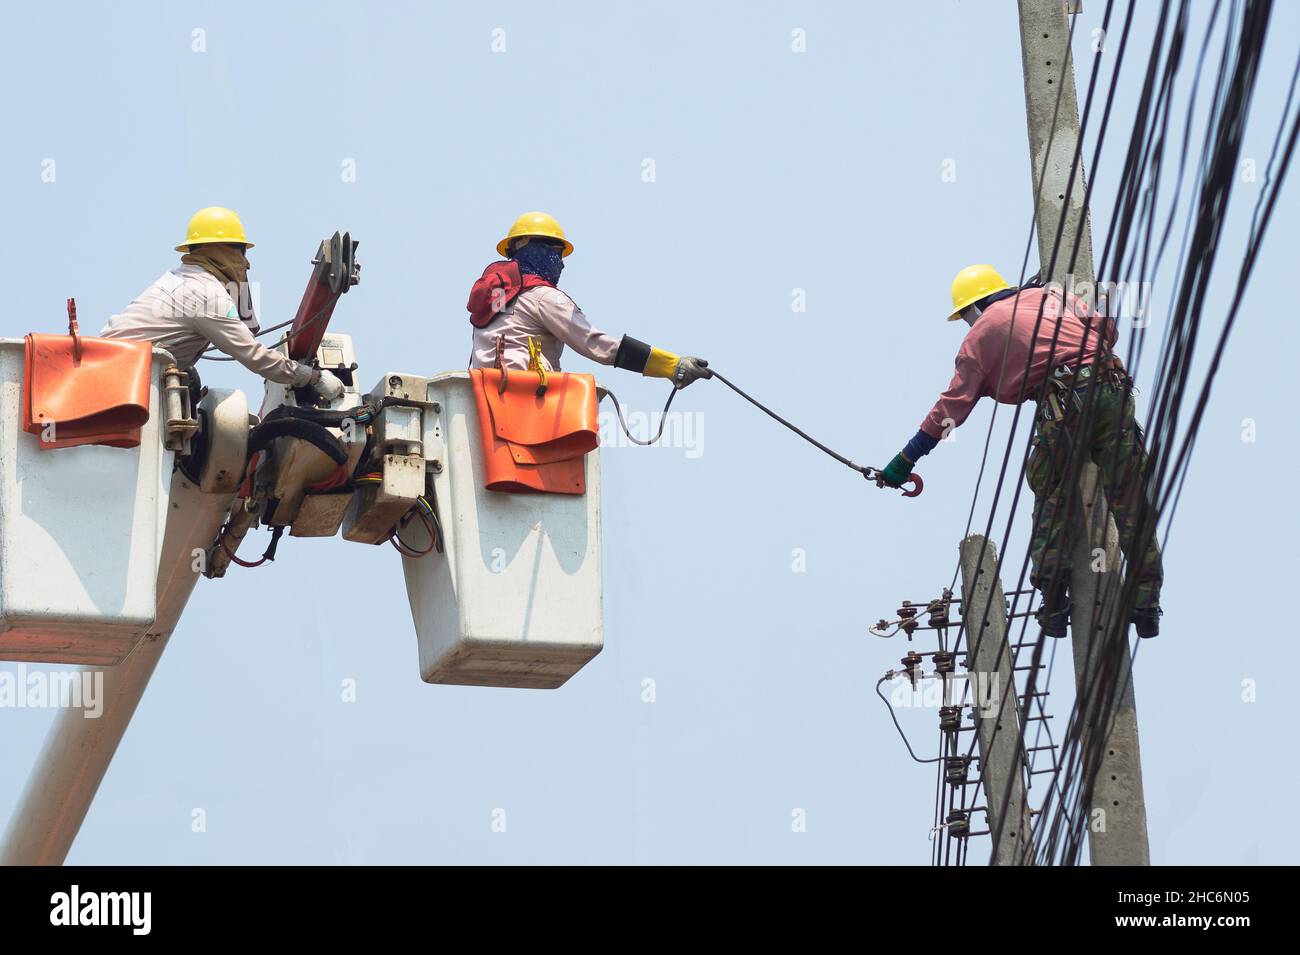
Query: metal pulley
324,230,360,295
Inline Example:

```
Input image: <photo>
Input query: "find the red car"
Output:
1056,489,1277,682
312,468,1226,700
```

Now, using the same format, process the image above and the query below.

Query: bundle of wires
352,472,443,558
928,0,1298,866
390,495,441,558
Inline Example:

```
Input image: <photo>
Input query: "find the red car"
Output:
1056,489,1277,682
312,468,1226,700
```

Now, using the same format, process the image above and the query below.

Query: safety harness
1040,354,1131,423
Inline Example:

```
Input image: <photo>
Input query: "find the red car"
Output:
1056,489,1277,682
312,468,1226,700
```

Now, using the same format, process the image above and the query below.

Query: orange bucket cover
22,333,152,450
470,369,599,494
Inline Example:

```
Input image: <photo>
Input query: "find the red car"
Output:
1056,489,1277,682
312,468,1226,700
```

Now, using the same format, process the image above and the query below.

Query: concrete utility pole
1014,0,1150,864
959,535,1035,865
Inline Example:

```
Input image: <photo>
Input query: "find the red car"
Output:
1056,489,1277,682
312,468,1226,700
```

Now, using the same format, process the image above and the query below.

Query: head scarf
182,243,250,286
510,238,565,285
182,243,256,325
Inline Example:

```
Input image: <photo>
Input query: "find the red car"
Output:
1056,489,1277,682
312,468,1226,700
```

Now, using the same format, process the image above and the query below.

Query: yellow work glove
644,348,712,388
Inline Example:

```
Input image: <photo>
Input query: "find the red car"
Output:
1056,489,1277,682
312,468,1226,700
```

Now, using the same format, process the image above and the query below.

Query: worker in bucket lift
468,211,711,388
875,265,1164,639
100,206,344,401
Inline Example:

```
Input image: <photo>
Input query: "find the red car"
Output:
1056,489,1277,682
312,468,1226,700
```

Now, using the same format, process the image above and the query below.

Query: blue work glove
879,453,914,488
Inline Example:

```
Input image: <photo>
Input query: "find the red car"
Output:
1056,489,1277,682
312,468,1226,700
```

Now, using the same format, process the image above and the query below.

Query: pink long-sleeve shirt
920,286,1114,439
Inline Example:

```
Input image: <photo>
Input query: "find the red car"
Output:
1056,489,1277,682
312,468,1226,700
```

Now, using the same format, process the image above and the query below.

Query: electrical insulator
939,705,962,732
897,602,919,639
946,810,970,838
944,756,970,786
900,651,923,687
928,600,949,630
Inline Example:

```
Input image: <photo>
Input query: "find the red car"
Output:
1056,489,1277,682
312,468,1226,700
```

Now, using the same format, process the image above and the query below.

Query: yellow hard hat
175,206,254,252
496,211,574,257
947,264,1009,321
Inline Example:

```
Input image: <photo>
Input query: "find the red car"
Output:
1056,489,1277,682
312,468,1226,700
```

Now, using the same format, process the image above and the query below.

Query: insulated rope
602,383,679,446
604,368,916,491
707,369,875,479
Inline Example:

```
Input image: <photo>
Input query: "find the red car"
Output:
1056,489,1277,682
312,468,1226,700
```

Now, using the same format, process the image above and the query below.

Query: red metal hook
865,467,924,498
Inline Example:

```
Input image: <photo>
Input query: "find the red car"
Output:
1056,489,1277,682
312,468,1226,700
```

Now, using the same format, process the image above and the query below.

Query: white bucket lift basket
0,340,175,665
398,372,603,689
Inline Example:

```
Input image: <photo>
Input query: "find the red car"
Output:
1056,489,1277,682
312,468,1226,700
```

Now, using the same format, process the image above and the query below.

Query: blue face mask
511,240,565,285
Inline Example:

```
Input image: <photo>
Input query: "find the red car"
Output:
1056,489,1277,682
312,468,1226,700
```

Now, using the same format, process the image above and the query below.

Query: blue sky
1,0,1296,864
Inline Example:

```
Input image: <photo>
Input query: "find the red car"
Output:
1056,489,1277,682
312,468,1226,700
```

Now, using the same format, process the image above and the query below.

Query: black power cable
925,0,1292,867
1022,0,1292,866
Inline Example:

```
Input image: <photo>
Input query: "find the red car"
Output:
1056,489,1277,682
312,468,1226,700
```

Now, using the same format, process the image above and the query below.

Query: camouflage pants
1025,374,1164,609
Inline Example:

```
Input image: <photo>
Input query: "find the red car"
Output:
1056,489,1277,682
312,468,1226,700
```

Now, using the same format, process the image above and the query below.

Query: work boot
1131,606,1162,639
1036,583,1071,639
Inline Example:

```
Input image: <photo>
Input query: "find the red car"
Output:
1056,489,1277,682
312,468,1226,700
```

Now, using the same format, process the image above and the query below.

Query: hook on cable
862,467,924,498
